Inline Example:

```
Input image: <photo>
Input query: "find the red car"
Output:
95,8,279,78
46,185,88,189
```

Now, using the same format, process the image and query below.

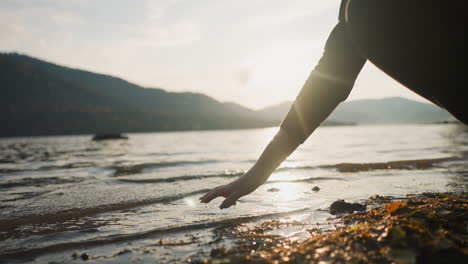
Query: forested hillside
0,53,274,137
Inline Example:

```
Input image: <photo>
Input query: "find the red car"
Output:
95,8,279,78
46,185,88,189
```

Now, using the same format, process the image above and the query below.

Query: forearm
281,21,366,143
280,72,353,143
249,128,300,182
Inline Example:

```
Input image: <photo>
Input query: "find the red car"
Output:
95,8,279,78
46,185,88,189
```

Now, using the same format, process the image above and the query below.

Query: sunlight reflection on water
184,198,198,208
0,124,466,263
269,182,305,203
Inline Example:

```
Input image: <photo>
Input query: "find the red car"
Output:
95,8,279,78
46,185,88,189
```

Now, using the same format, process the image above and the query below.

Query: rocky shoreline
199,193,468,264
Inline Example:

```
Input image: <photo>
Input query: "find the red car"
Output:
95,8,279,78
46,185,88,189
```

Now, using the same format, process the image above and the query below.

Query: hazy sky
0,0,427,109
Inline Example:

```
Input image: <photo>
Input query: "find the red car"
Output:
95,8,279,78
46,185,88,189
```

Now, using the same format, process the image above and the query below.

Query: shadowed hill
0,53,272,137
330,97,453,123
0,53,452,137
258,97,452,124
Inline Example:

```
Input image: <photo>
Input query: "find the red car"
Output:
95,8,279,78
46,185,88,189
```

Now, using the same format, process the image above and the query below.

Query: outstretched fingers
219,191,241,209
199,186,227,203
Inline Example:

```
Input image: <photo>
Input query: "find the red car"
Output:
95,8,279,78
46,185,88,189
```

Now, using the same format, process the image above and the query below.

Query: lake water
0,124,467,263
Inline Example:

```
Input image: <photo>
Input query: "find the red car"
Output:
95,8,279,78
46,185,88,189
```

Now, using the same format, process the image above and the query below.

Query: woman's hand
200,128,300,209
199,169,267,209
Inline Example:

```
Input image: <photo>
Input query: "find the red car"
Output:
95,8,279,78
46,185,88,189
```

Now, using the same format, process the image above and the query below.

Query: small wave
0,208,309,261
114,157,462,186
0,189,212,233
274,157,460,174
38,162,97,171
0,168,25,173
112,160,220,176
323,157,457,173
116,171,244,184
117,173,341,185
0,162,97,174
146,151,197,157
0,177,84,190
276,166,316,172
269,177,343,183
1,190,51,203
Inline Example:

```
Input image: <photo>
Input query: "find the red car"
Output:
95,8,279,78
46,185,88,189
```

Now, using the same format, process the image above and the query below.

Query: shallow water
0,124,467,263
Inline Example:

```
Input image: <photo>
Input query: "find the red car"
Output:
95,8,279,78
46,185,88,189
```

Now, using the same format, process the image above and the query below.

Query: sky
0,0,428,109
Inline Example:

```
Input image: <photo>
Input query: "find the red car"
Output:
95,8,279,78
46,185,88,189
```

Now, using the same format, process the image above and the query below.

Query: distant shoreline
1,122,463,139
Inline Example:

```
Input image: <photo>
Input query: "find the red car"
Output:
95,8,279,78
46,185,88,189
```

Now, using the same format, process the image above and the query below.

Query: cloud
117,1,202,49
1,0,373,109
118,0,201,48
0,0,201,52
0,3,85,49
238,0,337,29
145,20,201,47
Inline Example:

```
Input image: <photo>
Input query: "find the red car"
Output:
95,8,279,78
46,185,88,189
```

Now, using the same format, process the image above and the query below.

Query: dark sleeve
279,6,366,144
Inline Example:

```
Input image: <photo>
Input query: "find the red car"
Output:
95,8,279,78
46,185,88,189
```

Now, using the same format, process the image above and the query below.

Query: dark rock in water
330,200,366,215
80,253,90,261
312,186,320,192
92,133,128,141
267,188,280,192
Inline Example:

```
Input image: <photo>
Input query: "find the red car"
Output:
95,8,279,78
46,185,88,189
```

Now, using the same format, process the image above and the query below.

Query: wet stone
329,199,366,215
80,253,90,261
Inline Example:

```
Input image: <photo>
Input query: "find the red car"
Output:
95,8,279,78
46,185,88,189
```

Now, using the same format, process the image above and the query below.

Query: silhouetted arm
200,128,299,208
280,21,366,143
200,2,366,209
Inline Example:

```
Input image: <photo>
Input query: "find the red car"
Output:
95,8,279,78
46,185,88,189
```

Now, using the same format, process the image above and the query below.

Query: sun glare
244,43,312,107
268,182,304,204
184,198,197,208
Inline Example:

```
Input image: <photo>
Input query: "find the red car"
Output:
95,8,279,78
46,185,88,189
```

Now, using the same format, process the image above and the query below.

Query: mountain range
0,53,452,137
258,97,453,124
